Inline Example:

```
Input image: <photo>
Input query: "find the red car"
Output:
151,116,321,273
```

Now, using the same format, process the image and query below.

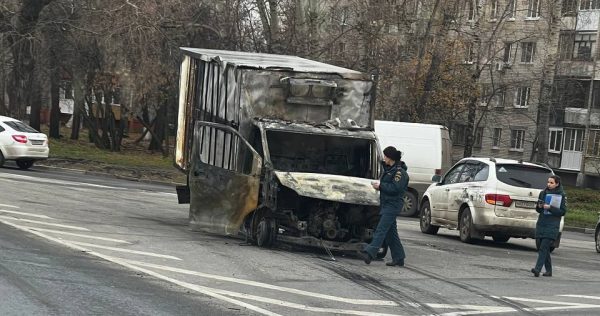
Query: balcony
564,107,600,126
556,60,597,78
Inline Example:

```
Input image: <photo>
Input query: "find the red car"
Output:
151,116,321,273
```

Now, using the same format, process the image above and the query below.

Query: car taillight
12,135,28,143
485,194,513,207
435,168,442,175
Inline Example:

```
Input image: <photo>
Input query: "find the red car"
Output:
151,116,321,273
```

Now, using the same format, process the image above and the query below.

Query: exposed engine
307,202,348,240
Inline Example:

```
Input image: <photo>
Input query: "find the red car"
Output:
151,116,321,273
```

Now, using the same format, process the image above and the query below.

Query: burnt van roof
180,48,370,80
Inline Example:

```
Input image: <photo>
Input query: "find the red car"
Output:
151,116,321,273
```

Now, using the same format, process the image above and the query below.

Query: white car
420,157,562,247
0,116,49,169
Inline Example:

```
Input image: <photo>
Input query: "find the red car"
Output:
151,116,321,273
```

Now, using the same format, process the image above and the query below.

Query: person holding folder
531,175,567,277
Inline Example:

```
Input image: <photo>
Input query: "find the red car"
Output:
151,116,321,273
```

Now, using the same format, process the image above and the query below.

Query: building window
474,127,484,148
580,0,600,10
490,0,498,20
467,0,475,21
559,32,576,60
503,42,513,62
562,0,577,15
549,128,563,153
492,128,502,148
521,42,536,63
510,129,525,150
492,88,505,107
514,87,530,108
527,0,541,18
507,0,516,19
574,32,596,60
588,130,600,156
452,124,467,146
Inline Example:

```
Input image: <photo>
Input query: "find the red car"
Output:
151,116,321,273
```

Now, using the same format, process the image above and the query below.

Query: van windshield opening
266,130,374,177
495,164,554,189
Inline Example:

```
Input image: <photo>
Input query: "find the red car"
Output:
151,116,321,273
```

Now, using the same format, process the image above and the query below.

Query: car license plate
515,200,536,209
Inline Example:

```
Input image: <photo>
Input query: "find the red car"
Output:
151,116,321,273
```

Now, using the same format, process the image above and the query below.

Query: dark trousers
534,238,553,273
364,213,406,262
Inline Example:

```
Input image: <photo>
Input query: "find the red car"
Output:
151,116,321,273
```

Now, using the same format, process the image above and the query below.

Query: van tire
399,191,418,217
492,234,510,243
420,201,439,235
256,217,276,248
0,151,4,167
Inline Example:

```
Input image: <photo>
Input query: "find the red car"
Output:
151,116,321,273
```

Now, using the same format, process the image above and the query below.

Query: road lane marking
20,226,132,244
0,204,19,208
64,240,182,260
559,295,600,300
119,259,398,306
0,220,280,316
0,209,53,219
499,296,600,312
0,173,126,190
0,216,90,231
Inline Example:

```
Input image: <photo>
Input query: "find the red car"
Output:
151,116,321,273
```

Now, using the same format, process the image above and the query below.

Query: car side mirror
432,175,442,183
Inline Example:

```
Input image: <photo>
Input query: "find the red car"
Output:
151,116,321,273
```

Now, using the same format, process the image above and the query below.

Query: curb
563,226,596,234
34,164,183,187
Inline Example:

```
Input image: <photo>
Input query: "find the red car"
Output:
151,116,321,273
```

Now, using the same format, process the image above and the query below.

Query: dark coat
535,186,567,240
379,161,409,215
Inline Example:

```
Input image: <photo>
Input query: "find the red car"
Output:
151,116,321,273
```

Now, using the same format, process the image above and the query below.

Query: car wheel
16,159,34,170
595,226,600,253
255,217,276,248
459,208,475,244
420,201,439,235
492,234,510,243
376,241,388,259
399,191,418,217
0,151,4,167
535,238,555,253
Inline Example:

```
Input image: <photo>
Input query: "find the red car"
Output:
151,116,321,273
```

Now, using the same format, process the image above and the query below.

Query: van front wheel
399,191,418,217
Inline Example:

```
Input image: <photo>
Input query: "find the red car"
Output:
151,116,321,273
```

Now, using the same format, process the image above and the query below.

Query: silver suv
419,157,561,246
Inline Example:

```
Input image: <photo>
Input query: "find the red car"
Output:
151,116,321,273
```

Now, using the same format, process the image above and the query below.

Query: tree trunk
49,58,61,138
70,70,84,140
463,95,478,158
29,67,42,131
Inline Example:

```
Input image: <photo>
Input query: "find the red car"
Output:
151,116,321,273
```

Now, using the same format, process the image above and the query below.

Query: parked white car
0,116,49,169
419,157,562,246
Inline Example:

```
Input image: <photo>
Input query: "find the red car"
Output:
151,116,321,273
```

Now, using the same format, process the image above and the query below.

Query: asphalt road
1,164,599,316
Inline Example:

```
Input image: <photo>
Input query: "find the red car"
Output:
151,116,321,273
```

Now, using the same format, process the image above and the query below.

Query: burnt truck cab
175,48,383,252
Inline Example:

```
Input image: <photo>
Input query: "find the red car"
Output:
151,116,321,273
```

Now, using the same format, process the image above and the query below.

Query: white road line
210,289,403,316
120,259,398,306
500,296,600,312
559,295,600,300
21,226,132,244
0,209,53,219
0,173,126,190
1,220,280,316
65,240,182,260
0,204,19,208
0,216,90,231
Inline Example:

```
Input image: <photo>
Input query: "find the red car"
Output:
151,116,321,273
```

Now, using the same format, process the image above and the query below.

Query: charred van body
174,48,383,252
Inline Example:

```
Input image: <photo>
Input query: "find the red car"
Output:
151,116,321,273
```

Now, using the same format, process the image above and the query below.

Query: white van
374,121,452,216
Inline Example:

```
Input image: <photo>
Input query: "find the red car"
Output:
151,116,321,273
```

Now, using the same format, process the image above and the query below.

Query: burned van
175,48,382,252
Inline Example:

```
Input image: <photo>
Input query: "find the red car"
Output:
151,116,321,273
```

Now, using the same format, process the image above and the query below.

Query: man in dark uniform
358,146,409,266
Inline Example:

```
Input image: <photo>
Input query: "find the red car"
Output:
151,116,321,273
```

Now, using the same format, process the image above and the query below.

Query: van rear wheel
16,159,34,170
399,191,418,217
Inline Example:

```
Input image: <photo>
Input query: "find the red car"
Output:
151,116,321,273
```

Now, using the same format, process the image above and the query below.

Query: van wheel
399,191,418,217
16,159,34,170
492,234,510,243
420,201,439,234
459,208,475,244
256,217,276,248
0,151,4,167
